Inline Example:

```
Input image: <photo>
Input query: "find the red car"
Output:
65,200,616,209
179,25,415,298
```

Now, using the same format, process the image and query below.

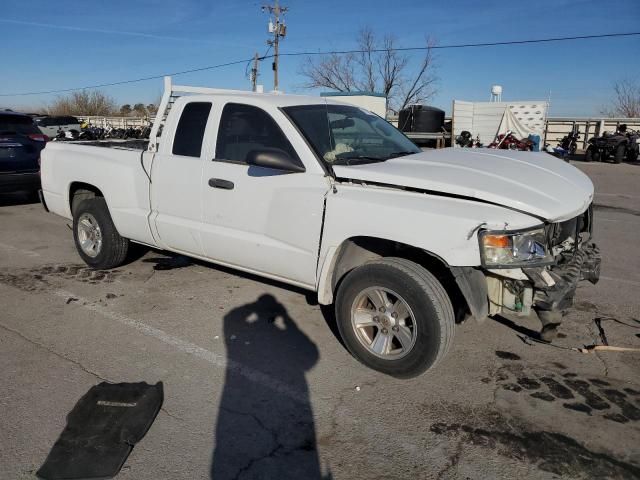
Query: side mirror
246,148,305,173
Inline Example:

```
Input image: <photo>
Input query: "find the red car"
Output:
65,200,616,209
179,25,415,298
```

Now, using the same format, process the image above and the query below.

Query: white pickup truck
40,77,600,377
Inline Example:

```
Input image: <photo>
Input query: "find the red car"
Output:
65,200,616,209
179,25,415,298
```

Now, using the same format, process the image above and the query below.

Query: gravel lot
1,160,639,480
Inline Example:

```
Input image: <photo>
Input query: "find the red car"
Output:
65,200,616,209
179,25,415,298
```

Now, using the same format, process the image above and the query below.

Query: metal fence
544,118,640,150
77,116,151,128
388,115,640,149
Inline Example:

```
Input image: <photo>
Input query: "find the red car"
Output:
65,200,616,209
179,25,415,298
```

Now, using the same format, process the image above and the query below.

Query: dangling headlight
479,227,554,267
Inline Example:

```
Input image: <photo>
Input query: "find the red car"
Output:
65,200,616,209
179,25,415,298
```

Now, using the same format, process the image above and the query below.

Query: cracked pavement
1,161,639,479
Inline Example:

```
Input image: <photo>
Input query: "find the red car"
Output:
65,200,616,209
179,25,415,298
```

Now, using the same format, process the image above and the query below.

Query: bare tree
602,78,640,118
299,28,437,112
46,90,117,116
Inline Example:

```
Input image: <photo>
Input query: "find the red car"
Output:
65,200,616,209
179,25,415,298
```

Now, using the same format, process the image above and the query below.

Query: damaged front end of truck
480,204,600,338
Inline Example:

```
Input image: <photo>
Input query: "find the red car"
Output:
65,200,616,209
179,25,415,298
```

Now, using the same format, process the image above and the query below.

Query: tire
614,144,625,164
72,197,129,269
584,147,594,162
335,257,455,378
627,148,639,163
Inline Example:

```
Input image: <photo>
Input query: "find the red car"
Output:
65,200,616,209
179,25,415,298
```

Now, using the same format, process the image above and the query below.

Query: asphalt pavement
1,160,639,480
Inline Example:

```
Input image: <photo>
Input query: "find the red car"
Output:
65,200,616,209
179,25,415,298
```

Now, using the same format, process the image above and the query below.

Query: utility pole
262,0,287,91
250,52,259,92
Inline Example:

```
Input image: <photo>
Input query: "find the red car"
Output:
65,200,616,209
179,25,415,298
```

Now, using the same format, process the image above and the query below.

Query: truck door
150,101,212,256
200,102,330,288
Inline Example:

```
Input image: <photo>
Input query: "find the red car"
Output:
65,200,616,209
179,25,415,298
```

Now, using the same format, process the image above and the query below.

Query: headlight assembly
479,227,554,268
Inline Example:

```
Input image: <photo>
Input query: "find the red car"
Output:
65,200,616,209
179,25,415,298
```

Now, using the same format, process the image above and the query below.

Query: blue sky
2,0,639,115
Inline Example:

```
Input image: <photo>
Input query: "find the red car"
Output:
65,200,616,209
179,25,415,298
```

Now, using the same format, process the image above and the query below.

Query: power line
280,32,640,56
2,31,638,97
0,58,255,97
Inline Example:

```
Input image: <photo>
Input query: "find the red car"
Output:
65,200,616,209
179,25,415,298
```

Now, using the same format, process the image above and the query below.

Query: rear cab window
172,102,212,157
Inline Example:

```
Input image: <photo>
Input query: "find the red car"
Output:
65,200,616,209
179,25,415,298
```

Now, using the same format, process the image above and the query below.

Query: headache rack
147,76,258,153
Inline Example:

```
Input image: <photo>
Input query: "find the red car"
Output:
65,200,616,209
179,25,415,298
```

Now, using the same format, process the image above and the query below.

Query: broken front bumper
452,205,599,321
485,241,601,317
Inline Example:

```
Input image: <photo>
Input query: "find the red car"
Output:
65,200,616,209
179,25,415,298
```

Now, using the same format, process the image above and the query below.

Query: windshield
282,104,420,166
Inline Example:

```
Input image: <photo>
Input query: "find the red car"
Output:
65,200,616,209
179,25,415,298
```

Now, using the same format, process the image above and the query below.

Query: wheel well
69,182,103,215
330,237,469,322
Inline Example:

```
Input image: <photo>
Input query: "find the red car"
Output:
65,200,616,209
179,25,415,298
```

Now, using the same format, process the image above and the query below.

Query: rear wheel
73,197,129,269
614,144,626,164
335,257,455,378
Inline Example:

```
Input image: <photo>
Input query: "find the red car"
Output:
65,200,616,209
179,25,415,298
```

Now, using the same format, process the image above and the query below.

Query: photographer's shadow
211,294,325,479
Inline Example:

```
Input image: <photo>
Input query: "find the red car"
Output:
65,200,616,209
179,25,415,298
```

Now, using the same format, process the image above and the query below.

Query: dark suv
0,112,48,195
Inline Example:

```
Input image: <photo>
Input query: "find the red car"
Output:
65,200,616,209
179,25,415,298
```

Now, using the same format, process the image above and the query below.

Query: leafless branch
395,37,438,111
298,27,438,114
611,79,640,117
355,27,377,92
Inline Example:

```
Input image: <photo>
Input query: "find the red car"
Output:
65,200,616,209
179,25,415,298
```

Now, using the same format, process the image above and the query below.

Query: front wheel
584,147,600,162
73,197,129,269
335,257,455,378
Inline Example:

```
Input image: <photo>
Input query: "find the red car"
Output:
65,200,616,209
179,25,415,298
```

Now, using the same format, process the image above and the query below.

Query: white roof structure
148,76,346,152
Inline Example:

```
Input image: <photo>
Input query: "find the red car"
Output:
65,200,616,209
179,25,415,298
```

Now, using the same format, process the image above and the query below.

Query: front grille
546,203,593,248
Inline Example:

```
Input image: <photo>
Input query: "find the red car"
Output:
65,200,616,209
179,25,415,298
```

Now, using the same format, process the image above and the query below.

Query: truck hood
332,148,594,222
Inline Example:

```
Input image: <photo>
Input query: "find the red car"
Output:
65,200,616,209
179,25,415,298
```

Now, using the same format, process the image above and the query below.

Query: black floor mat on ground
37,381,163,480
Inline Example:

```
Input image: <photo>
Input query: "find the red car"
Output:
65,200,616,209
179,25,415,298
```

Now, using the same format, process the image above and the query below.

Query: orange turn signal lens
482,235,511,249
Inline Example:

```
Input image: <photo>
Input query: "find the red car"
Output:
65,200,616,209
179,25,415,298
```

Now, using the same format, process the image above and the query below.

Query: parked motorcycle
123,126,144,139
559,125,580,156
78,123,105,141
52,127,79,141
585,124,639,163
488,130,533,151
53,122,151,142
139,124,152,139
543,144,570,162
106,127,126,139
455,130,482,148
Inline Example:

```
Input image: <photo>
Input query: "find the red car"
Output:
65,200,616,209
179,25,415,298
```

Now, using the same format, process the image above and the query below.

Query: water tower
490,85,502,102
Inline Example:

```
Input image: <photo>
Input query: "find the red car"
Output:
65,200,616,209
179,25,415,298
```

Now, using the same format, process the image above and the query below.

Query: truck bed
40,142,156,246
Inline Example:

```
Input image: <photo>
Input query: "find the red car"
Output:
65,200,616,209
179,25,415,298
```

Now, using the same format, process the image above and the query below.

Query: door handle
208,178,234,190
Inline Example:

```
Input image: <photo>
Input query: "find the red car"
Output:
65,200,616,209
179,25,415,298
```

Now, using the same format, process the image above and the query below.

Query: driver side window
215,103,299,164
